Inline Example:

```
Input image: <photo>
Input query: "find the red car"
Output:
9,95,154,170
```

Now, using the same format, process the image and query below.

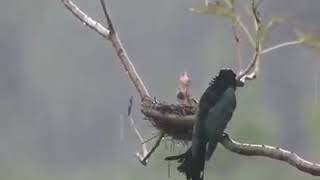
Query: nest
141,97,197,141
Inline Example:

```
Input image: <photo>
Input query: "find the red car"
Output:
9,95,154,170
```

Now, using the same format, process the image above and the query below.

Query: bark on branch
221,133,320,176
62,0,150,99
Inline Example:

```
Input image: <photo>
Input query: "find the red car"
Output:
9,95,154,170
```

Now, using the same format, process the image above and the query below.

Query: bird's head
214,69,238,89
199,69,238,111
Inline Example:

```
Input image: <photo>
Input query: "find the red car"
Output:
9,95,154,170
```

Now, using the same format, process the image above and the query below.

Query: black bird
166,69,239,180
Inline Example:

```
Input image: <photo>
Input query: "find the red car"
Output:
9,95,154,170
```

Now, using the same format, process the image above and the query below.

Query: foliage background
0,0,319,179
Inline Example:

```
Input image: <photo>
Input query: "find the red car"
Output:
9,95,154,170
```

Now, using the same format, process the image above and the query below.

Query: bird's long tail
165,148,192,179
165,141,207,180
205,138,219,160
191,141,206,180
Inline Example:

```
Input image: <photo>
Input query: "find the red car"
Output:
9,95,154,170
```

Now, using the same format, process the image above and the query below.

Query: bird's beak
236,80,244,87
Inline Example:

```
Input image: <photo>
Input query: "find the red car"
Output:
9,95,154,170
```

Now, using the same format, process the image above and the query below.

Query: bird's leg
219,132,229,140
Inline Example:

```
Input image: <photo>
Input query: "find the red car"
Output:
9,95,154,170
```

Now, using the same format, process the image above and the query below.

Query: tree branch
62,0,110,38
261,39,303,54
220,133,320,176
235,17,256,48
130,114,164,166
129,116,149,164
236,47,259,82
140,132,164,165
62,0,150,99
236,0,262,82
99,0,115,34
224,0,255,48
228,0,243,72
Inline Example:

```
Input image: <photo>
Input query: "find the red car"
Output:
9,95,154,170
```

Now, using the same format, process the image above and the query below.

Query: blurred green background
0,0,319,179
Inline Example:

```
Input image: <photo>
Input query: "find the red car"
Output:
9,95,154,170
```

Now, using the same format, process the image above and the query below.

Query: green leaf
190,1,235,20
301,33,320,49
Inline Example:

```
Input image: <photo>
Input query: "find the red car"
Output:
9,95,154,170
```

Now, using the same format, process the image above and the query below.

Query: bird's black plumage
166,69,238,180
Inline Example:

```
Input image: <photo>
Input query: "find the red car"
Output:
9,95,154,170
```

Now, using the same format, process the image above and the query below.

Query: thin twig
251,0,260,32
62,0,110,38
99,0,115,34
249,0,261,79
220,133,320,176
141,132,165,165
261,39,303,54
129,117,148,161
223,0,255,47
130,115,164,166
235,17,256,48
228,1,243,72
237,35,260,81
232,24,243,72
236,0,261,82
236,49,259,81
142,134,159,144
62,0,150,99
128,96,133,116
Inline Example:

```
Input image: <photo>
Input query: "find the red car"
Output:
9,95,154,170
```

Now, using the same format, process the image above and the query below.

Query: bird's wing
190,119,207,180
188,82,232,180
204,87,237,160
205,138,218,160
187,89,225,180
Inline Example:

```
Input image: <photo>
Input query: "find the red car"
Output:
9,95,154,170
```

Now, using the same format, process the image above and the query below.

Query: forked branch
62,0,150,99
221,133,320,176
62,0,110,38
236,0,261,82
